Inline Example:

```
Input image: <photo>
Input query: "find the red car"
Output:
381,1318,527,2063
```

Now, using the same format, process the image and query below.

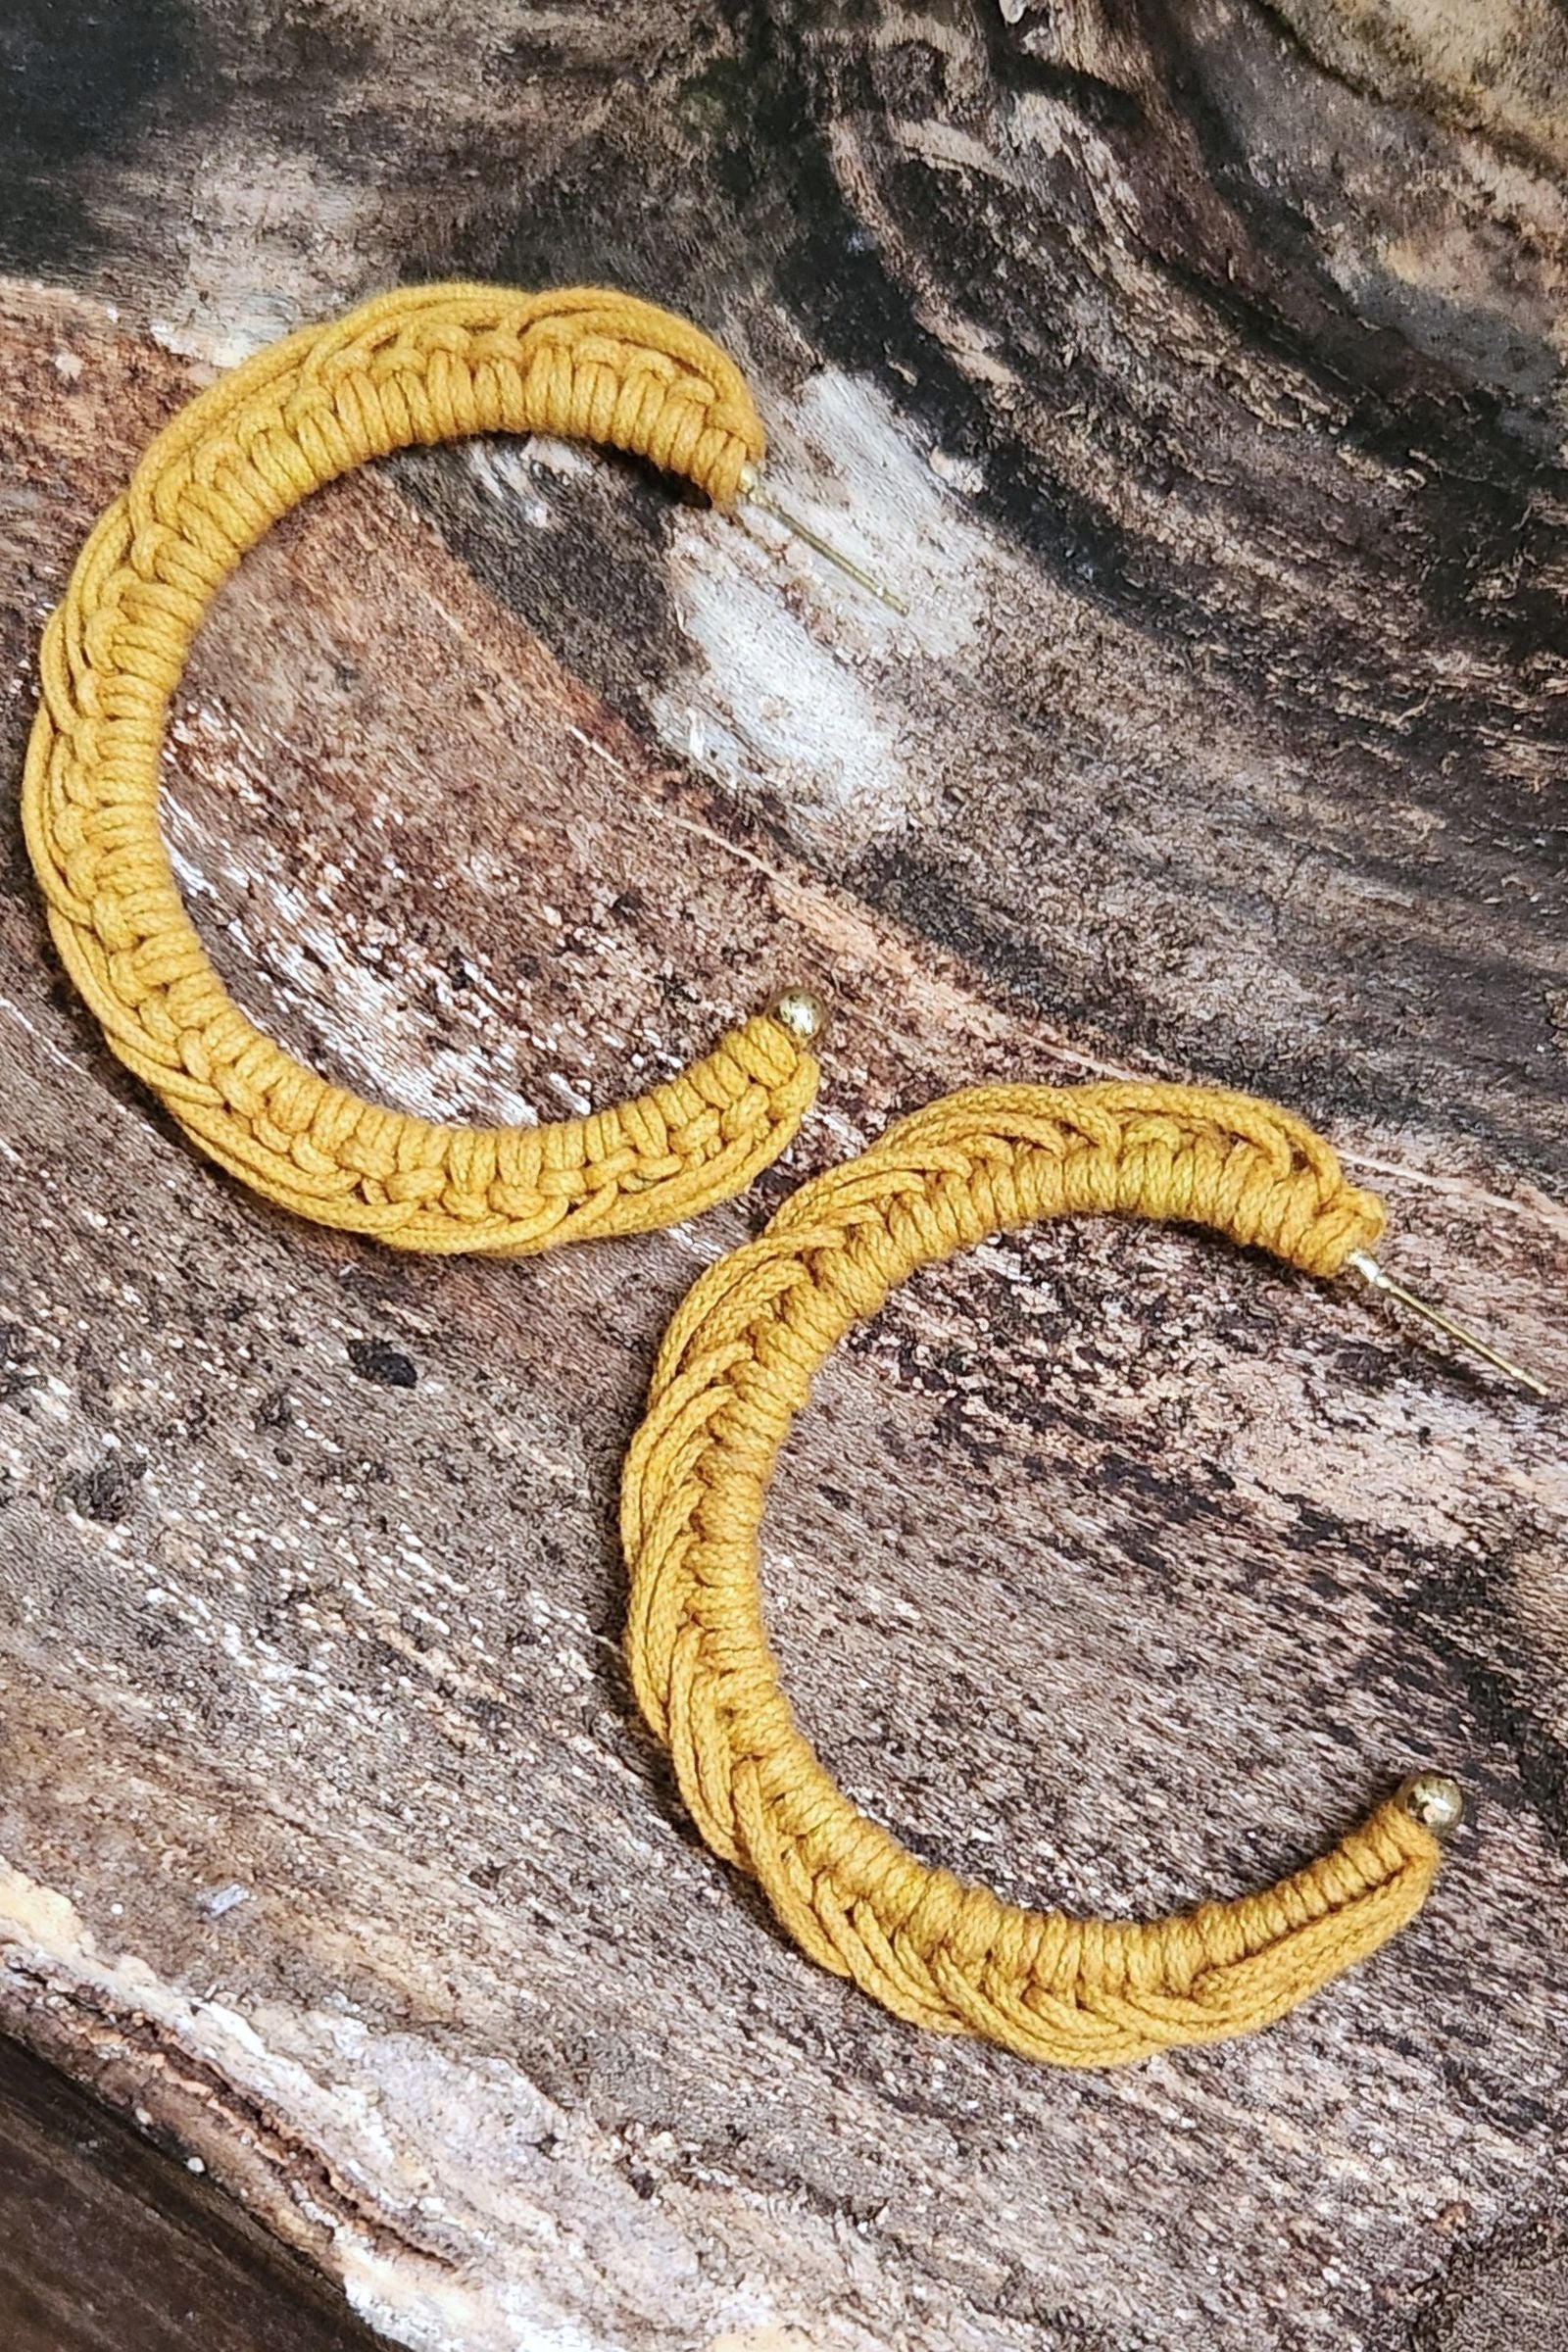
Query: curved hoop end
546,287,766,506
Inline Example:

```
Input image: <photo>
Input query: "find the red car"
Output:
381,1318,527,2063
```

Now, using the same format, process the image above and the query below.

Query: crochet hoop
23,283,819,1254
623,1080,1452,2066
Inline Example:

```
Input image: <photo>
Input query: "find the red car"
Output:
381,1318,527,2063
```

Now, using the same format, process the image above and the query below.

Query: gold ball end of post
768,986,828,1047
1396,1771,1465,1839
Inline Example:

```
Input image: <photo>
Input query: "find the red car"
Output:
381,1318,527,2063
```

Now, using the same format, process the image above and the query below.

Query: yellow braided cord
623,1080,1447,2066
23,283,818,1254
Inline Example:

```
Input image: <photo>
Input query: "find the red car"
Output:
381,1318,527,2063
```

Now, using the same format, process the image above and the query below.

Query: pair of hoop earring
26,281,1531,2068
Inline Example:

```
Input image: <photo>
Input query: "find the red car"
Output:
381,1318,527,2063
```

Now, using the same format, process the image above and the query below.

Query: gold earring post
1344,1250,1547,1399
734,466,909,614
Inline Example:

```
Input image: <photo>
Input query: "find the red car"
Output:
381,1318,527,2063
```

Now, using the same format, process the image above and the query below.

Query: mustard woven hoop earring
622,1080,1464,2067
23,283,823,1254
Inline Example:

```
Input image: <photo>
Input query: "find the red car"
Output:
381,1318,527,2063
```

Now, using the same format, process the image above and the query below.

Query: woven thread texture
622,1080,1446,2066
23,282,816,1253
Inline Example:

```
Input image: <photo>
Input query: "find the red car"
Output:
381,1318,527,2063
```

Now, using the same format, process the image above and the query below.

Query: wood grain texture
0,2,1565,2346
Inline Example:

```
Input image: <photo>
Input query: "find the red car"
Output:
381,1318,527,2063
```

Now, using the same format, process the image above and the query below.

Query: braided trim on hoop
622,1080,1449,2067
22,282,818,1255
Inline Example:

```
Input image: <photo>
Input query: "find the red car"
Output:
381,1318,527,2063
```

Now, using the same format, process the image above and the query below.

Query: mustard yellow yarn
23,282,818,1253
623,1079,1447,2066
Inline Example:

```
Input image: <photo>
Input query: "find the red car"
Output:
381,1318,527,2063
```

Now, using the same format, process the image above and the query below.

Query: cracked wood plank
0,2032,388,2352
1,3,1566,2348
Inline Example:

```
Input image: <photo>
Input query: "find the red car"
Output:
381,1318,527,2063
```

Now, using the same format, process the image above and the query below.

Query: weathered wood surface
1,3,1566,2347
0,2034,392,2351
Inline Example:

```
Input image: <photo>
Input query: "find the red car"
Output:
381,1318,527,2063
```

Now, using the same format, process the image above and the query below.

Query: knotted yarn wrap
23,282,818,1254
622,1080,1448,2067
